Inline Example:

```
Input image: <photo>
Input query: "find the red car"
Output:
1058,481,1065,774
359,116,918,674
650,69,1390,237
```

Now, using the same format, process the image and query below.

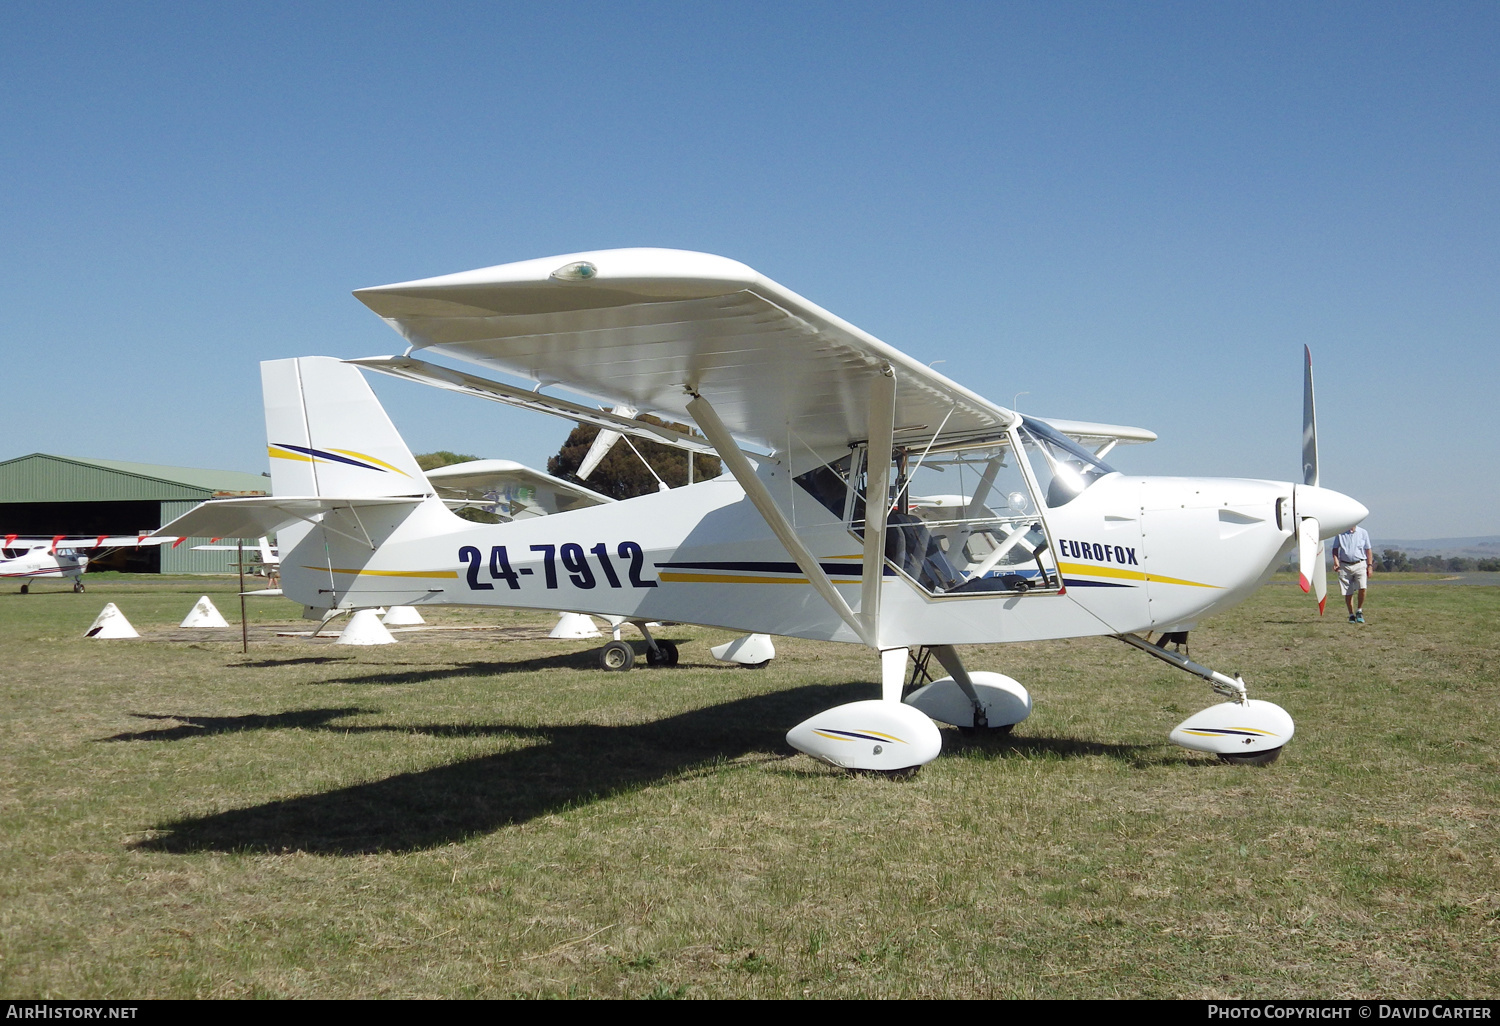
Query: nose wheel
1118,633,1296,763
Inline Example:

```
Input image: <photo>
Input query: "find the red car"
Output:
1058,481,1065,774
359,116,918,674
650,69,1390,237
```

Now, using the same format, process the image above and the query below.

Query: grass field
1,574,1496,999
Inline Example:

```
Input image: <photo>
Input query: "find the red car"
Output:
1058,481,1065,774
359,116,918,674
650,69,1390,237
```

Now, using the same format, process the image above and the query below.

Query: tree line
1281,548,1500,573
1373,549,1500,573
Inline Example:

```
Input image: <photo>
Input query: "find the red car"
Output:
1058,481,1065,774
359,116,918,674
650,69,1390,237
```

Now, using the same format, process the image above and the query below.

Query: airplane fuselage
278,467,1320,648
0,547,87,583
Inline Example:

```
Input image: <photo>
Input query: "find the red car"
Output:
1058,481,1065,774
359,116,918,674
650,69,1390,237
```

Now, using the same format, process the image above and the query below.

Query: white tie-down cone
710,633,776,667
335,608,397,646
382,605,425,626
180,595,230,628
86,603,139,639
549,612,602,639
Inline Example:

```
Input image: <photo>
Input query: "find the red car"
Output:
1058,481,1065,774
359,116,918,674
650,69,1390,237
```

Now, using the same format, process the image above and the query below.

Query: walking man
1333,522,1374,622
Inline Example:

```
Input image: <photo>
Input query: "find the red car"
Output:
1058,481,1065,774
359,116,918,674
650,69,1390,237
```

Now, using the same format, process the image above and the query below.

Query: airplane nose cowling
1294,485,1369,538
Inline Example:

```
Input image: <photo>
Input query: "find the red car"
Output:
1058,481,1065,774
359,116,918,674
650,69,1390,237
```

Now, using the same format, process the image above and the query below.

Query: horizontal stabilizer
153,495,425,542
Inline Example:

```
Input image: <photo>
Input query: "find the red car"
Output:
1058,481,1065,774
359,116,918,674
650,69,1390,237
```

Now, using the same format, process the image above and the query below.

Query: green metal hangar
0,454,269,574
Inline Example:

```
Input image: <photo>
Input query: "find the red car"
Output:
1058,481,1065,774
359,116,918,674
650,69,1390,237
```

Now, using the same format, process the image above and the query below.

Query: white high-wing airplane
158,249,1365,773
1,534,176,593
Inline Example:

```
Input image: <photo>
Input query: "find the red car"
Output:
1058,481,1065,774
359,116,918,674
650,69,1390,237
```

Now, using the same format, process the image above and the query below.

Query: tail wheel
20,583,29,595
645,640,679,666
598,641,636,672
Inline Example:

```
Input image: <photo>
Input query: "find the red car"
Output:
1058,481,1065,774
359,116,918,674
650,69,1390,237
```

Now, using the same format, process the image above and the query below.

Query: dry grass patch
0,574,1497,997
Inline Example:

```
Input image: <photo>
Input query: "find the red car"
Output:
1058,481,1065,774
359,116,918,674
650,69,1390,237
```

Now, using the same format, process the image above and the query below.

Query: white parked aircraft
1,534,175,593
425,459,613,520
193,536,280,576
158,249,1365,773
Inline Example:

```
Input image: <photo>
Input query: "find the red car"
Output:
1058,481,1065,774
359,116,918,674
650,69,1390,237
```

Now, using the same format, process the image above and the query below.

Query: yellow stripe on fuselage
1056,561,1221,589
305,566,459,579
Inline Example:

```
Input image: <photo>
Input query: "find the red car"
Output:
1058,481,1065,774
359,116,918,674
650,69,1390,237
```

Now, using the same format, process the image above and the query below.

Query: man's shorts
1338,562,1368,596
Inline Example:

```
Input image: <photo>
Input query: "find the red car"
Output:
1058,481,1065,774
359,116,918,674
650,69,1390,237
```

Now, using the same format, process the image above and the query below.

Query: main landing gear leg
783,646,943,774
899,646,1032,732
881,648,908,703
635,621,678,667
1116,633,1295,764
929,645,989,728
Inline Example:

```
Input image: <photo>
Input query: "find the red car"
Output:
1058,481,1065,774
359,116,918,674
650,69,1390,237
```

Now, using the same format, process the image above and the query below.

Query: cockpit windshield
1016,416,1117,507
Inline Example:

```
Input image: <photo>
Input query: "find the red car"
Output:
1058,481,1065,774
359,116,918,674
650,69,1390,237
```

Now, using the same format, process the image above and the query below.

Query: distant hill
1373,536,1500,558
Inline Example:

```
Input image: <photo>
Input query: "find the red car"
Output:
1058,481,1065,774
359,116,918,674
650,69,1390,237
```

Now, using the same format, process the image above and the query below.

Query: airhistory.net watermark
5,1008,137,1020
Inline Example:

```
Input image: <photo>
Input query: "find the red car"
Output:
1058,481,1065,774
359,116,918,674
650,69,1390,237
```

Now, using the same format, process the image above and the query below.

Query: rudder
261,357,428,498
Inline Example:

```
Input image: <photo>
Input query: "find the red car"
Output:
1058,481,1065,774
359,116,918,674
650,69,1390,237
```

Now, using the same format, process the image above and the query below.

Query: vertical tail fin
261,357,428,498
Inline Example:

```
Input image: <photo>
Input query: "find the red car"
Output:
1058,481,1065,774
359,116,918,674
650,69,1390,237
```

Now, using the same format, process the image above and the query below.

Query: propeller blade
1313,539,1327,614
1298,517,1321,594
576,405,636,481
576,429,621,480
1302,345,1319,487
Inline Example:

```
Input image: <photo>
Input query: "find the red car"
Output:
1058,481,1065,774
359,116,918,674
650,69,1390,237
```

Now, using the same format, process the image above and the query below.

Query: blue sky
2,2,1495,538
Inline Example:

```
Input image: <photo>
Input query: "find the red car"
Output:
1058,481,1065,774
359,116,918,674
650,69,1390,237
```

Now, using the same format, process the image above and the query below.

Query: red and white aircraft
1,534,178,593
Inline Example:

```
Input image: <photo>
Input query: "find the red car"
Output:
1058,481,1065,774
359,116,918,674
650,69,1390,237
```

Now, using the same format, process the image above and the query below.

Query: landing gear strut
900,646,1032,732
1117,633,1295,764
595,620,679,671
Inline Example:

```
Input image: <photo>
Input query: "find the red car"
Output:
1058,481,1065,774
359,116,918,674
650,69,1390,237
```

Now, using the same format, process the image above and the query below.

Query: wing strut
685,392,873,648
861,365,896,644
349,355,720,456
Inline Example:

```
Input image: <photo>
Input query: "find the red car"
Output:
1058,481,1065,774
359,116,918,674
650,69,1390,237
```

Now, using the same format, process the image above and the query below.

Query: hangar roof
0,453,269,503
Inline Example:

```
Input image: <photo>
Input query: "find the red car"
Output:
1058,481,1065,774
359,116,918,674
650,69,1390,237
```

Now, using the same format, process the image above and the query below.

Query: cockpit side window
793,455,853,520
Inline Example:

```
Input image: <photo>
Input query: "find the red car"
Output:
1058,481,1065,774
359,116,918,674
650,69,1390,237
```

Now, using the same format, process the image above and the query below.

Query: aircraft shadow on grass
101,708,372,743
311,649,732,687
127,683,1149,856
234,656,357,669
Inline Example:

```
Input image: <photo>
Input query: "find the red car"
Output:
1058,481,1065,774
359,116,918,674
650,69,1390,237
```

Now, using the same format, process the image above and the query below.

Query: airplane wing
3,534,179,552
1033,417,1156,457
154,496,424,543
348,354,721,457
423,459,614,517
353,249,1016,455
